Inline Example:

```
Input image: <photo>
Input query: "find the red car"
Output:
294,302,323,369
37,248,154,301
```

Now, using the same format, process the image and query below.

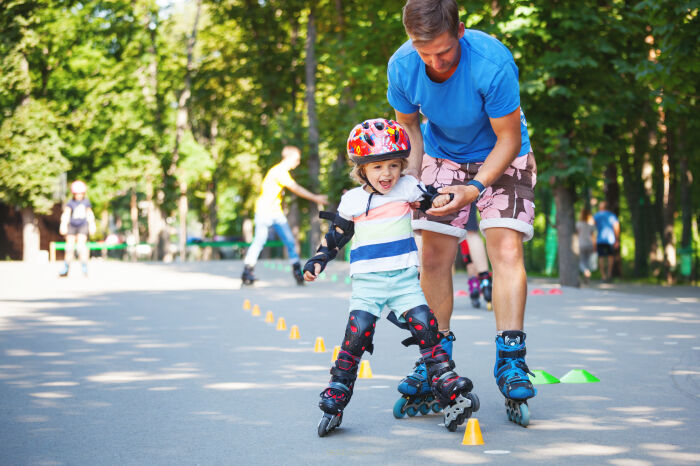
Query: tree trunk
677,119,693,279
604,162,622,278
21,207,41,262
305,8,321,257
554,184,579,287
202,119,219,261
178,180,188,261
130,188,140,245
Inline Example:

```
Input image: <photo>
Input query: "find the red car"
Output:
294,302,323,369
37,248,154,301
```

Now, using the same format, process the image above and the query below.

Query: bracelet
466,179,487,201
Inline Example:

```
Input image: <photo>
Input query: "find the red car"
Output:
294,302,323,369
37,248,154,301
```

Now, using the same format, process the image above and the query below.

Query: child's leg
319,309,377,415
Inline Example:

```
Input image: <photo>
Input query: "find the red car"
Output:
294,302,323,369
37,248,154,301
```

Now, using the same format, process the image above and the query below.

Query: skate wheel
419,402,430,415
393,397,408,419
406,406,418,417
486,301,493,311
467,393,480,413
518,403,530,427
431,401,442,413
318,415,331,437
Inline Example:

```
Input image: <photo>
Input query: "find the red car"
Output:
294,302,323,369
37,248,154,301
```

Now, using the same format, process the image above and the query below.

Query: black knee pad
403,305,440,350
341,310,377,356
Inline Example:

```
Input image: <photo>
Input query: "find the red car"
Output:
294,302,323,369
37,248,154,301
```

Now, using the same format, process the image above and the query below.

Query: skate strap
498,348,526,359
426,360,454,377
327,381,351,393
330,366,358,381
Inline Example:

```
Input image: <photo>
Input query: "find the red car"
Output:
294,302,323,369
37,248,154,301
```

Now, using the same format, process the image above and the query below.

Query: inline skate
468,276,481,308
480,271,493,310
318,351,359,437
58,262,69,277
241,265,256,285
292,262,305,286
495,330,536,427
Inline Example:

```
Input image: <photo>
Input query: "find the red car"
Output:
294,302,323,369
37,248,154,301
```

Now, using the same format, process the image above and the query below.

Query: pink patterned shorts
412,151,537,241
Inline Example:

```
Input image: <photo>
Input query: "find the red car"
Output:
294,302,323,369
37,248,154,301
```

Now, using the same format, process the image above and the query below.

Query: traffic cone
331,346,341,362
530,288,544,295
289,325,300,340
314,337,326,352
358,360,373,378
560,369,600,383
454,289,469,297
265,311,274,323
252,304,261,316
462,418,484,445
243,299,251,310
529,370,560,384
276,317,287,331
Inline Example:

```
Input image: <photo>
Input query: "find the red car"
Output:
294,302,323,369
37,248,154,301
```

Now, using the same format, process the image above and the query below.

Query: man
387,0,537,426
593,201,620,283
241,146,327,285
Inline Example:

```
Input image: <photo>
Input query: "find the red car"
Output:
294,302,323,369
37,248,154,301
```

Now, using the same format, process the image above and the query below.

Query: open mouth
378,180,393,191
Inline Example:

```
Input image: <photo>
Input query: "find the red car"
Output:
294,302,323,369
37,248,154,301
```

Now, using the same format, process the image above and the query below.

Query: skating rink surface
0,260,698,465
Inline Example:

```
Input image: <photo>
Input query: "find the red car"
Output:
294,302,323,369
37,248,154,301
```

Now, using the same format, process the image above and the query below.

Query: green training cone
344,276,351,284
560,369,600,383
529,370,560,384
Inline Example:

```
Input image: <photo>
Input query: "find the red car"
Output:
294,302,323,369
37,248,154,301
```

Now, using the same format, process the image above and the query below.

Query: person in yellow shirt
242,146,327,285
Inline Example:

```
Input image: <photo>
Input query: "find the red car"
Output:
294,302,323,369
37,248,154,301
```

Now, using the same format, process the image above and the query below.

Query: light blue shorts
349,267,427,322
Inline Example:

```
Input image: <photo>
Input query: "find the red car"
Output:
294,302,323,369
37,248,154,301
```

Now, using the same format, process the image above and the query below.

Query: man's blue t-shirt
387,30,531,163
594,211,619,245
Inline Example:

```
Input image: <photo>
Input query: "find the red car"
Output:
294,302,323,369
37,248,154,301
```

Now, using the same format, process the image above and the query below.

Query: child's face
364,159,402,194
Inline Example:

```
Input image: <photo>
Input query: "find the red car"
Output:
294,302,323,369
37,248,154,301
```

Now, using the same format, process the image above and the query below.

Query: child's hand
431,193,452,208
303,263,322,281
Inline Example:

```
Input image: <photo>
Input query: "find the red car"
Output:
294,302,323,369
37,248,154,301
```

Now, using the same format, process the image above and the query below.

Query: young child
59,180,97,277
304,118,479,437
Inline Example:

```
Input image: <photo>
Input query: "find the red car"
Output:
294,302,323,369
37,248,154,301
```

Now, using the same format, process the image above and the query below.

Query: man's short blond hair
281,145,301,159
402,0,460,45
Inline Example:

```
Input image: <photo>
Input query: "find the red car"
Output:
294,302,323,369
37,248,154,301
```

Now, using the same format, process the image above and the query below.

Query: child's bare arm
431,193,452,209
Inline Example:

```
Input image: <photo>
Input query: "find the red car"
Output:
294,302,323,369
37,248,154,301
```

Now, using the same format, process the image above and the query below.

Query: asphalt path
0,260,698,465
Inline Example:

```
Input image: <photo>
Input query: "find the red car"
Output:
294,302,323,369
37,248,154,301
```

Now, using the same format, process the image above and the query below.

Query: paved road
0,260,698,465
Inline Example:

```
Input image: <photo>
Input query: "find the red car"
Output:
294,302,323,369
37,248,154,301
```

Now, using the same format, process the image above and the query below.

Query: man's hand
426,185,480,216
315,194,328,206
303,263,322,281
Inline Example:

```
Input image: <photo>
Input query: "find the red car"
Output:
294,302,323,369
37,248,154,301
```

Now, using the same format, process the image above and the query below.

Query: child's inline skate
318,351,359,437
495,330,536,427
480,271,493,310
292,262,305,286
241,265,256,285
468,276,481,308
394,333,455,418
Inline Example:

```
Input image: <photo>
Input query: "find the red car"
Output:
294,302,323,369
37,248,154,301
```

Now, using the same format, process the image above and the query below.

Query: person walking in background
593,201,620,283
387,0,537,426
576,207,596,282
59,180,96,277
241,146,327,286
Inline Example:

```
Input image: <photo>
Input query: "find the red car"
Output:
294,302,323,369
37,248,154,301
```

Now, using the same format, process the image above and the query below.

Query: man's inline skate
241,265,256,285
292,262,305,286
480,271,493,310
494,330,536,427
58,262,69,277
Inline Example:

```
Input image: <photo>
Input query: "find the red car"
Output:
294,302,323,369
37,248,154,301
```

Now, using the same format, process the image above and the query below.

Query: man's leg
272,218,300,264
420,230,459,331
484,227,526,330
243,214,271,268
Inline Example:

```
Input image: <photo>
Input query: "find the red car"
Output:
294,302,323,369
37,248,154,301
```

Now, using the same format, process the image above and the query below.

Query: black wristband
466,179,487,200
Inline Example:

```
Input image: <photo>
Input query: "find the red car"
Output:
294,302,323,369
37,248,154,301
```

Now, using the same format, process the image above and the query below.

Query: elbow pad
303,211,355,275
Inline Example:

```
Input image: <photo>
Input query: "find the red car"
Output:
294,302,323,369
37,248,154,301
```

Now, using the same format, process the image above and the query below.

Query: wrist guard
417,185,454,212
303,211,355,275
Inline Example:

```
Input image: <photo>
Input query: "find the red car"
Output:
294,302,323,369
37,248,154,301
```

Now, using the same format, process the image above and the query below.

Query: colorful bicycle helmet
70,180,87,194
346,118,411,164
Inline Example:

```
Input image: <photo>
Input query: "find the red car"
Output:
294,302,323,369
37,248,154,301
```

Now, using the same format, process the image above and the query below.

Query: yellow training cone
264,311,274,323
314,337,326,353
358,360,373,378
289,325,300,340
276,317,287,330
462,418,484,445
243,299,251,310
252,304,261,316
331,346,341,362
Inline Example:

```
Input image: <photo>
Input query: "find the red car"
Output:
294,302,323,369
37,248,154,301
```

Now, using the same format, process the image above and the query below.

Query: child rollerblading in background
58,180,96,277
304,119,479,437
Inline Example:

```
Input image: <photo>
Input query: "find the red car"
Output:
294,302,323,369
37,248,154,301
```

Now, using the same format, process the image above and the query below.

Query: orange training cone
331,346,341,362
265,311,274,323
243,299,251,310
358,360,373,378
289,325,300,340
462,418,484,445
252,304,261,316
314,337,326,352
276,317,287,330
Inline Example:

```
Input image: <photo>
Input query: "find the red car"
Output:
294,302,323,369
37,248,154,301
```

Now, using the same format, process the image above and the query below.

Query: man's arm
427,107,522,216
394,109,424,178
285,181,328,206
